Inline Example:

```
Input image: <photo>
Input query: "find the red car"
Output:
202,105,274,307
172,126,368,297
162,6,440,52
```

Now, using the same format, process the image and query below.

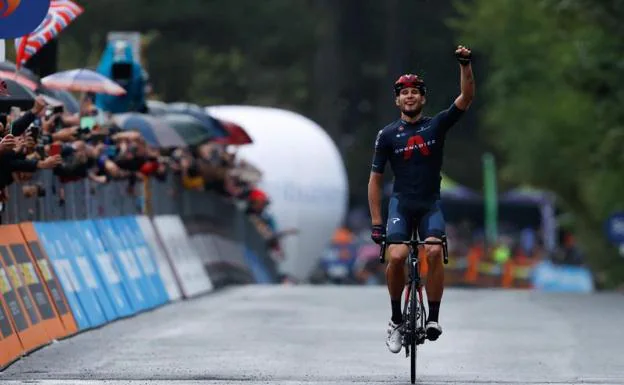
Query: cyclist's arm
368,129,388,226
435,62,475,133
454,60,475,111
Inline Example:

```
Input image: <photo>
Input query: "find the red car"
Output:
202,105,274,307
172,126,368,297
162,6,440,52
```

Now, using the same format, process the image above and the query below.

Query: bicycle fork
403,258,427,357
403,258,418,357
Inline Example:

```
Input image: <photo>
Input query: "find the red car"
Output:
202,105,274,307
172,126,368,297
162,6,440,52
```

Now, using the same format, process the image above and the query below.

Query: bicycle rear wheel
410,279,417,384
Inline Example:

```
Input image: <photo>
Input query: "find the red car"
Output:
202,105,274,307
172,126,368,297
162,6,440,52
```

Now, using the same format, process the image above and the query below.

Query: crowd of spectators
309,207,584,287
0,78,284,261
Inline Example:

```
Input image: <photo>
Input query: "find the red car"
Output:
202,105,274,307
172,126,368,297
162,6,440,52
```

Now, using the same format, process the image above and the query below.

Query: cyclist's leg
385,195,412,321
417,200,446,339
384,195,413,353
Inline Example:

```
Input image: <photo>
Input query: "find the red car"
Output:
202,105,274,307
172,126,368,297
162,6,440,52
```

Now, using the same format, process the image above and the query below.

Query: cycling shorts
385,196,445,242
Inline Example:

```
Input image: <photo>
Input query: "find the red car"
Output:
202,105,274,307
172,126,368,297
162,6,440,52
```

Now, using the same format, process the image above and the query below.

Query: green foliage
452,0,624,287
57,0,319,114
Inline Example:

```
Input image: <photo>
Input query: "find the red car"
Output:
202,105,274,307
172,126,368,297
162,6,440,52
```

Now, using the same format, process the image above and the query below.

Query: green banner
482,153,498,244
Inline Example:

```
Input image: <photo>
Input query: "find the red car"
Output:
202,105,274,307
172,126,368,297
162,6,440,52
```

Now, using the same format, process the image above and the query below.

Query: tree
451,0,624,287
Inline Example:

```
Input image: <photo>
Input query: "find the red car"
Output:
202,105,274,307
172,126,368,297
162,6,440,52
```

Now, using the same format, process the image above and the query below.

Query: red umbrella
214,120,253,145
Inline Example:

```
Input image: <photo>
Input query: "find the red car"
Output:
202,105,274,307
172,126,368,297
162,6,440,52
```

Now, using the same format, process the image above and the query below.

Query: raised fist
455,45,472,66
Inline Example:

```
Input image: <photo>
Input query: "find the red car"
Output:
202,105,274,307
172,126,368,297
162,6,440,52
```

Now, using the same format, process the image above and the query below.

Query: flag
14,1,84,69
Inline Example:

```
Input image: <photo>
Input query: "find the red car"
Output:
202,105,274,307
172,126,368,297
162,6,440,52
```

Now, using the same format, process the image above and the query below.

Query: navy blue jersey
371,102,464,204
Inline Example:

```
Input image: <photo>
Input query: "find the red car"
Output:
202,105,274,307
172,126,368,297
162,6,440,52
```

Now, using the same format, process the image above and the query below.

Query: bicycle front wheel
410,280,417,383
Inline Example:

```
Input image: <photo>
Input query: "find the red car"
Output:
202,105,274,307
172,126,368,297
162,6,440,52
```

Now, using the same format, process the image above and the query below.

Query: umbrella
42,68,127,96
214,119,253,145
167,102,229,138
0,61,40,91
113,113,187,148
38,88,81,114
39,94,64,108
0,77,36,112
164,113,217,146
168,102,204,113
0,70,39,91
147,100,168,116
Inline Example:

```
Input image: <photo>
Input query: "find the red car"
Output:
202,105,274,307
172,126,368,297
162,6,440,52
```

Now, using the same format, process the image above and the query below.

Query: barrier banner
61,222,119,323
34,222,91,330
0,226,51,352
94,219,149,313
153,215,213,298
211,233,255,283
124,217,169,305
135,216,182,301
7,241,66,341
44,223,108,328
183,218,255,287
0,285,22,369
193,232,254,288
532,260,594,293
20,223,78,337
181,217,273,285
110,217,161,309
74,220,134,318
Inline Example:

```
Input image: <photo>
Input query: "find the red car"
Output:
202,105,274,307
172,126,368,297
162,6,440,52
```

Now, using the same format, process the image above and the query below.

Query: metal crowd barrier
1,171,141,224
0,170,278,281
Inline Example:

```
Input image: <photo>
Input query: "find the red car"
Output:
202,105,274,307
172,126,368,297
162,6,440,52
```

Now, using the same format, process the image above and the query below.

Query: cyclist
368,45,475,354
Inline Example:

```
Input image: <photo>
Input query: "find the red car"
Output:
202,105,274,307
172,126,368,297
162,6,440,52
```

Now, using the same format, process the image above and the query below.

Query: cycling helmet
394,74,426,96
248,188,269,203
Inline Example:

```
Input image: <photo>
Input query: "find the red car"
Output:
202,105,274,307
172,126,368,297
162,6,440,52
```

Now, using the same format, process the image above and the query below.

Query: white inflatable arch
206,105,349,280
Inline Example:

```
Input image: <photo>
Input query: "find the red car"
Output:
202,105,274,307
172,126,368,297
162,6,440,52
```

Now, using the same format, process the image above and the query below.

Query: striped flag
14,1,84,69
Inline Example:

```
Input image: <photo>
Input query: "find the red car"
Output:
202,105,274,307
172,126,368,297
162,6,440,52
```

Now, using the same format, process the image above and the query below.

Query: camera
45,105,64,131
28,124,41,140
35,144,46,158
76,126,91,137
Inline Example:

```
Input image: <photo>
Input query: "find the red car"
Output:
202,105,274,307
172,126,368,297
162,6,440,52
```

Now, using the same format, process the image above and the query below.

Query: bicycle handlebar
378,237,449,265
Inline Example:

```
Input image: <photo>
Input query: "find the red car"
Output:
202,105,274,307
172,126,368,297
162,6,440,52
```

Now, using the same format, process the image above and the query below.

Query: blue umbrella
164,113,217,146
167,102,229,139
113,113,187,148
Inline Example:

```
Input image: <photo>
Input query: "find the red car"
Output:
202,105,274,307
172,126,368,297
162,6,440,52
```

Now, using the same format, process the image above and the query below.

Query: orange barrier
501,261,514,288
0,225,52,353
0,281,23,369
463,246,482,285
20,223,77,338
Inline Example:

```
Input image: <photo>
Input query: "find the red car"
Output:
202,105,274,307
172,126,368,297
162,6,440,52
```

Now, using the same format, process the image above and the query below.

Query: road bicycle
378,231,448,384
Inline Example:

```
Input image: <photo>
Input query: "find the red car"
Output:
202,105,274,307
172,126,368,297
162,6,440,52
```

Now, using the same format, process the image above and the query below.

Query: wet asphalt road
1,285,623,384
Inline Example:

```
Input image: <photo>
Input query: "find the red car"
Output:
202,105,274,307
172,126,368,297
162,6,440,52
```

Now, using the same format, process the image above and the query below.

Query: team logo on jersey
394,135,435,159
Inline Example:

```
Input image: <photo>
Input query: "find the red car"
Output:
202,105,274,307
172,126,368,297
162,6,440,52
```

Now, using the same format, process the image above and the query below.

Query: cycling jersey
371,102,464,205
371,102,464,241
